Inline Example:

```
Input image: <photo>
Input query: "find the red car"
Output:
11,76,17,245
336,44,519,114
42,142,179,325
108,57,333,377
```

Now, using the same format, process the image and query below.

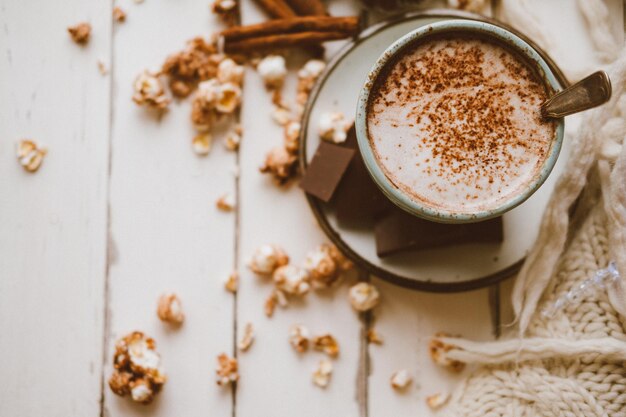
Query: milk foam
367,36,555,214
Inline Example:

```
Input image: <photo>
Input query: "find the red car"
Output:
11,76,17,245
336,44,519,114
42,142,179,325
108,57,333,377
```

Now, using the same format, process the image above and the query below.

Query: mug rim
355,19,565,224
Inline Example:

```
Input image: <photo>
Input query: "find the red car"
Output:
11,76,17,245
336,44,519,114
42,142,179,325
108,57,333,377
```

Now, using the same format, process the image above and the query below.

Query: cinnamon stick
252,0,297,19
221,16,359,42
224,31,350,53
285,0,327,16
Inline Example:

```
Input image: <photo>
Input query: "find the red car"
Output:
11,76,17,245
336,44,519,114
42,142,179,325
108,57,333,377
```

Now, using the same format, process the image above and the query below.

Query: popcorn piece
217,58,244,85
238,323,255,352
429,333,465,373
312,334,339,358
157,293,184,325
97,60,108,75
257,55,287,89
367,328,383,345
191,80,219,130
109,332,166,405
224,271,238,293
67,22,91,45
215,82,242,114
162,37,221,98
348,282,380,312
304,244,350,289
318,111,352,144
192,132,212,155
16,139,47,173
216,193,236,211
271,105,292,126
327,244,354,271
273,265,311,296
284,121,300,153
312,359,333,388
260,146,298,185
296,59,326,115
447,0,487,12
426,392,450,410
265,292,277,318
113,6,126,22
132,70,170,111
390,369,412,390
224,125,242,151
212,0,238,27
248,244,289,275
216,353,239,386
288,324,310,353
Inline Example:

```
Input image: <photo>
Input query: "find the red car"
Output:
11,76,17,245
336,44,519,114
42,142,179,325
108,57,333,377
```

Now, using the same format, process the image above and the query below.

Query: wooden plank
103,0,236,415
0,0,111,415
235,2,365,416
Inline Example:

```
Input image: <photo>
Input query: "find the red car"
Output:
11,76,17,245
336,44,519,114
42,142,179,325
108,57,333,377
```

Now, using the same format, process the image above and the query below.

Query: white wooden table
1,1,622,416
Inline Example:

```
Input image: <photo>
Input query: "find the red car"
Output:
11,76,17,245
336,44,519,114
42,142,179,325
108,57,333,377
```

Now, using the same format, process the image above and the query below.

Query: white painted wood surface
0,1,622,417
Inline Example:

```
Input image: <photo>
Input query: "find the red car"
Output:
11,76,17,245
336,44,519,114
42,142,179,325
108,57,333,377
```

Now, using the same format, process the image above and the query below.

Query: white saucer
300,10,570,292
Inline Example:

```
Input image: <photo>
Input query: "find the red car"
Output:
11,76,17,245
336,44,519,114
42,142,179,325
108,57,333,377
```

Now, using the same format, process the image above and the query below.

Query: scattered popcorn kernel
192,132,213,155
312,334,339,358
260,146,298,185
216,353,239,386
273,265,311,296
429,333,465,373
312,359,333,388
264,292,277,317
238,322,255,352
113,6,126,22
367,328,383,345
16,139,47,173
132,70,170,111
248,244,289,275
271,105,292,126
426,392,450,410
327,244,353,271
217,58,244,85
304,244,341,289
67,22,91,44
212,0,238,27
257,55,287,89
274,288,288,307
216,193,236,211
97,60,108,75
296,59,326,115
161,37,220,98
390,369,412,390
216,82,242,114
224,125,242,151
348,282,380,312
318,111,351,144
447,0,486,12
109,332,166,404
157,293,184,325
284,121,301,153
191,80,219,130
224,271,238,293
288,324,310,353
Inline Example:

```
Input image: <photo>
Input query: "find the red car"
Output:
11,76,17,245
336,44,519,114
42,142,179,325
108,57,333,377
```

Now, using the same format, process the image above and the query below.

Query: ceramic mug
355,19,565,224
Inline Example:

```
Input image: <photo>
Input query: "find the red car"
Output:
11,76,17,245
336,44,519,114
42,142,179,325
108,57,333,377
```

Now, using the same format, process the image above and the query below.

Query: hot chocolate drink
366,34,556,215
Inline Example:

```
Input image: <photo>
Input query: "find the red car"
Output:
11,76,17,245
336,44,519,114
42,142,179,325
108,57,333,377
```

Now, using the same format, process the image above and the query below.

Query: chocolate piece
300,141,355,202
375,209,503,258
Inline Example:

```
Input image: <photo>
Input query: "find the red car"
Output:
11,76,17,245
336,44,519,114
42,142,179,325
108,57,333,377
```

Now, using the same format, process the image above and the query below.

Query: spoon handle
540,71,612,118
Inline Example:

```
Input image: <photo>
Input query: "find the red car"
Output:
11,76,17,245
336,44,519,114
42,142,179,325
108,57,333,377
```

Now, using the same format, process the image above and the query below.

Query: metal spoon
541,71,612,118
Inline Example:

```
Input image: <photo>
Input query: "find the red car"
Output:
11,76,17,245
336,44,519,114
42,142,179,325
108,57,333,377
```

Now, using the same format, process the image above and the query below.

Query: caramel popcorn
312,334,339,358
157,293,184,325
216,193,236,211
191,80,218,130
16,139,47,173
217,58,244,85
273,265,311,296
296,59,326,116
260,145,298,185
67,22,91,45
264,292,277,317
248,244,289,275
216,353,239,386
214,82,242,114
426,392,450,410
238,322,255,352
283,121,301,153
288,324,310,353
304,244,351,289
366,328,383,345
271,105,292,126
318,111,352,144
429,333,465,373
312,359,333,388
224,271,238,293
113,6,126,22
257,55,287,89
212,0,238,27
192,132,212,155
109,332,166,404
348,282,380,312
132,70,170,111
224,125,242,151
390,369,412,390
162,37,221,98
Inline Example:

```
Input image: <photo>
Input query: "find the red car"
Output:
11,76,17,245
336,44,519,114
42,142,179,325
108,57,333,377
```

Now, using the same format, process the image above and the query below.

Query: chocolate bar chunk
375,209,504,258
300,141,355,202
